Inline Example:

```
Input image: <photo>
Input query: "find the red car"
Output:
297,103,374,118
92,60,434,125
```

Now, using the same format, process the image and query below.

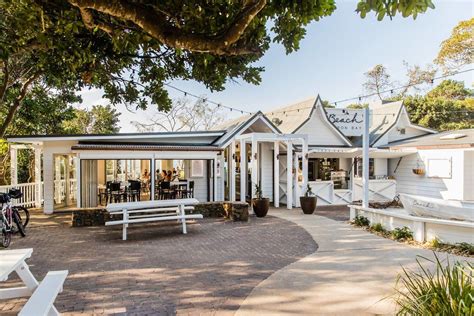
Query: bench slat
105,214,203,226
106,198,199,212
121,206,194,215
19,270,68,316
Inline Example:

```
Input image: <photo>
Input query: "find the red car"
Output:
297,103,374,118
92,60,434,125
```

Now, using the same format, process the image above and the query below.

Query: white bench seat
19,270,68,316
106,214,203,226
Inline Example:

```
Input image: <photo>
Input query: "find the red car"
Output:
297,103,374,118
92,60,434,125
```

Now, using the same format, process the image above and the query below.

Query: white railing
298,179,396,206
352,179,397,202
0,182,41,207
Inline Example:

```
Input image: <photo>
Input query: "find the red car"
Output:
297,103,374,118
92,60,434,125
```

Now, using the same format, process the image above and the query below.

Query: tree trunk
0,74,38,138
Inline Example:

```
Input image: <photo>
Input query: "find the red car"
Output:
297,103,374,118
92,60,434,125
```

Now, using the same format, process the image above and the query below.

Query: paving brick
0,215,317,314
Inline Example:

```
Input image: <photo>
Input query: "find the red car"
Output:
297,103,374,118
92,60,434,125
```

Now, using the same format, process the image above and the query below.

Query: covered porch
300,147,416,206
227,132,309,209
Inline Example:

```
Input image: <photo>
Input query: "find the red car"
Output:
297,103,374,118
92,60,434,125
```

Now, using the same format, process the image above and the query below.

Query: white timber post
10,146,18,185
219,154,225,201
76,156,81,209
286,141,293,210
362,107,370,208
273,141,280,207
240,139,246,202
230,142,236,201
213,156,218,201
34,146,42,208
302,138,308,191
294,152,300,207
251,136,258,199
150,158,155,201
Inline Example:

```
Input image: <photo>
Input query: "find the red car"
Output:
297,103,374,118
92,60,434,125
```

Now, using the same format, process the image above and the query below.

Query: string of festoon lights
164,68,473,117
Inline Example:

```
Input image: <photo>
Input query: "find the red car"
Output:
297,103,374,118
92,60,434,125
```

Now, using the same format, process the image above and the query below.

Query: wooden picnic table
0,248,68,316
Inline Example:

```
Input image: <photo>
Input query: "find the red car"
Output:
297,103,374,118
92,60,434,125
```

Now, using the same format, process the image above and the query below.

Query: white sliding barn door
278,154,289,206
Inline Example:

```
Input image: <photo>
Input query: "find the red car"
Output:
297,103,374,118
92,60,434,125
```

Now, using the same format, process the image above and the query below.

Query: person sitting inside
166,170,172,182
156,169,164,182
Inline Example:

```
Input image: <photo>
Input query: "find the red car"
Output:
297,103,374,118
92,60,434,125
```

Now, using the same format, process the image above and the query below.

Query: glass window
354,158,374,178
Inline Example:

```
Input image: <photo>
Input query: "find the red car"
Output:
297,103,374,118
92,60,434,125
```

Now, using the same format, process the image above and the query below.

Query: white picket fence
0,182,43,207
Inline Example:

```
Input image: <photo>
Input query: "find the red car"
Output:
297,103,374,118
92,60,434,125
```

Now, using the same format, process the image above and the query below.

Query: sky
78,0,474,132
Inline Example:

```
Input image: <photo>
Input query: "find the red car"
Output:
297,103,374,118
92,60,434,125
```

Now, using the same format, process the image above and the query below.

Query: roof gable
294,96,352,147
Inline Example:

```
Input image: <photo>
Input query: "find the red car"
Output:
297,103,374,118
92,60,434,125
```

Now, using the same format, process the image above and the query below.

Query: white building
7,95,472,214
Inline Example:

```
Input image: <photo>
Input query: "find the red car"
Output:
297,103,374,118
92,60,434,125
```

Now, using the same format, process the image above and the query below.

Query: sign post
362,107,370,208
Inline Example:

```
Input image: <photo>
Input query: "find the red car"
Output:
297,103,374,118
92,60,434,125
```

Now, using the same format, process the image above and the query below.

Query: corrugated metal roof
265,97,316,133
71,143,223,151
385,129,474,148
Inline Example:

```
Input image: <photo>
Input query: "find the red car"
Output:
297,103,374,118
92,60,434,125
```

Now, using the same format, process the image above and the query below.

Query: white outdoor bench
106,198,203,240
0,248,68,316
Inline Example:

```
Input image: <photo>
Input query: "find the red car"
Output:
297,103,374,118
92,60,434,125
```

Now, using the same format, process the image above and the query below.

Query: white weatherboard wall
389,148,468,201
183,160,208,202
464,150,474,201
296,108,347,146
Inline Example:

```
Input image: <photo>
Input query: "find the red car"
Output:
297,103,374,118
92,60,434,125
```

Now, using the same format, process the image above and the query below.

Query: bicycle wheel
13,212,26,237
1,228,11,248
13,206,29,228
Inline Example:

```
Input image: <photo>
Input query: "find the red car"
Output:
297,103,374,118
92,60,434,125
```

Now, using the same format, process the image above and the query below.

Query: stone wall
194,202,249,222
71,201,249,227
71,208,109,227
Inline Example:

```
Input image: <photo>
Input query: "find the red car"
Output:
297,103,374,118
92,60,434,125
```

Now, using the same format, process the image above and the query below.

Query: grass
394,253,473,315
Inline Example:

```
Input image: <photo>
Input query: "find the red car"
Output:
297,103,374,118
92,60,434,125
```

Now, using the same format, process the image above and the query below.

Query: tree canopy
63,105,121,134
132,98,223,132
0,0,435,137
435,18,474,72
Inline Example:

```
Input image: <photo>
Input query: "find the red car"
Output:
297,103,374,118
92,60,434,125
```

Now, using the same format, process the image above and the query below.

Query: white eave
7,131,226,145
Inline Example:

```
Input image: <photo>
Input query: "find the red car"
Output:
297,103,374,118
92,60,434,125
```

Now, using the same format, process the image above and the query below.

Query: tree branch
0,73,39,137
68,0,266,55
0,60,9,104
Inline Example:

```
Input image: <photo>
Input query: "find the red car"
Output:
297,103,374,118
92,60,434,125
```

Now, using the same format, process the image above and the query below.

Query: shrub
456,242,474,256
392,227,413,241
428,237,442,248
353,215,370,227
370,223,385,233
394,254,473,315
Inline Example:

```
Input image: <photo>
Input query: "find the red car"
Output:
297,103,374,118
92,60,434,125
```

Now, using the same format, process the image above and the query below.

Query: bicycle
0,189,27,248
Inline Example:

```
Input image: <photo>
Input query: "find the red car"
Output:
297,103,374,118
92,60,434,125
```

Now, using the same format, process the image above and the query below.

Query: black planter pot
300,196,317,214
252,198,269,217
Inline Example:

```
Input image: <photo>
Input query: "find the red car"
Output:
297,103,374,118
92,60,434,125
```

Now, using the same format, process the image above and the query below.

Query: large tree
403,80,473,131
435,18,474,72
132,98,223,132
0,0,435,137
63,105,121,134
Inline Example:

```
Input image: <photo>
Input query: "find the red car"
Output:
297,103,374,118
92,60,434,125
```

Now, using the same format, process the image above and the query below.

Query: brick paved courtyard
0,214,317,315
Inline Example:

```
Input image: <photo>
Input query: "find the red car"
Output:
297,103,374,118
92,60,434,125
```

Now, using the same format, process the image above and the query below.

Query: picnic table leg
123,208,128,241
180,204,187,234
17,261,61,315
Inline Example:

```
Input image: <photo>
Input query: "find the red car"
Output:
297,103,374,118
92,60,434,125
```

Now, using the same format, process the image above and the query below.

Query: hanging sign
325,108,366,136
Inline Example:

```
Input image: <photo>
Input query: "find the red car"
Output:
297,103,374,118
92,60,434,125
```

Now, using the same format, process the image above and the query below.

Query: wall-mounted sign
325,108,366,136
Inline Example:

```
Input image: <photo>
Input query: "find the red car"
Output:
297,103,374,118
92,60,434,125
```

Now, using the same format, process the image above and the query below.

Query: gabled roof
212,111,281,147
265,97,315,133
384,129,474,149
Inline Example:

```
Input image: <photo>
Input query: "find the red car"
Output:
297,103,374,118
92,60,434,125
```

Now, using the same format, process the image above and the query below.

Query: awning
71,143,223,152
307,147,416,158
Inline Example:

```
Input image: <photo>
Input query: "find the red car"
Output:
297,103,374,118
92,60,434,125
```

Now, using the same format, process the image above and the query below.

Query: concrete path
237,208,473,315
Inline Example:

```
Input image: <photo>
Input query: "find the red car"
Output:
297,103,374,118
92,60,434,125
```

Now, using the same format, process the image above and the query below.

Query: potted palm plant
252,184,269,217
300,184,317,214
